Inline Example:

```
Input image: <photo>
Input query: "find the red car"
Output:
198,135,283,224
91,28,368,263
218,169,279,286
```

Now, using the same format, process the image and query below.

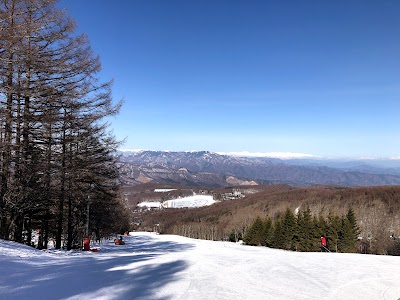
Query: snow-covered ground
154,189,177,193
138,195,216,209
137,201,162,209
1,232,399,300
162,195,215,208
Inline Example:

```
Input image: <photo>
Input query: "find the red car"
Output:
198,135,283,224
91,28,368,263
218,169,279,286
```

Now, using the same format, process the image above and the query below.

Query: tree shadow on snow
125,235,194,254
1,235,194,300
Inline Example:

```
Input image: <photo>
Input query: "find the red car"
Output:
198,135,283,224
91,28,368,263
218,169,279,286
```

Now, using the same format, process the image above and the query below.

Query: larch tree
0,0,127,248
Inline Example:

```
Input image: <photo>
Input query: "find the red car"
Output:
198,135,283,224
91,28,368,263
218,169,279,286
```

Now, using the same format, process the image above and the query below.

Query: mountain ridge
118,150,400,187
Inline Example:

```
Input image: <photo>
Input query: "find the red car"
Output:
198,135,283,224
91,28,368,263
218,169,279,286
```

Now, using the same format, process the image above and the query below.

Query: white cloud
358,156,400,161
118,149,320,159
217,151,320,159
118,148,144,153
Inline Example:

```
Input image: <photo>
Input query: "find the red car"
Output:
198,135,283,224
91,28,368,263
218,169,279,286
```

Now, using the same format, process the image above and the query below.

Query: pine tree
243,216,264,246
315,213,327,237
271,219,284,249
326,211,341,252
313,213,327,251
296,208,315,251
387,240,400,256
338,208,360,253
281,208,297,250
260,217,273,247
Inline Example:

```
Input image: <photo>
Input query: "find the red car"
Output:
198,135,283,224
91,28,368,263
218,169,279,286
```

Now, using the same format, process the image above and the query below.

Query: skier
320,236,329,252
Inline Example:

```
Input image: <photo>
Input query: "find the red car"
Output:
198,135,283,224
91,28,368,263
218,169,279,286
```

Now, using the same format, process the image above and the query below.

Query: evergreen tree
326,211,341,252
313,213,327,251
338,208,360,253
281,208,297,250
228,230,242,242
296,208,315,251
314,213,327,237
243,216,264,246
387,239,400,256
271,219,284,249
260,217,273,247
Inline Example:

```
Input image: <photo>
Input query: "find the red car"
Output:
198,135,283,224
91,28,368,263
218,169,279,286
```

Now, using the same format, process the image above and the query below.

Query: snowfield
137,195,216,209
1,232,399,300
137,201,162,209
162,195,215,208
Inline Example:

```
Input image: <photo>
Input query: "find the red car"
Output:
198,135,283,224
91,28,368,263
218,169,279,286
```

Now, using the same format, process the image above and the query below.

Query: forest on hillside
135,185,400,255
0,0,130,249
243,208,360,252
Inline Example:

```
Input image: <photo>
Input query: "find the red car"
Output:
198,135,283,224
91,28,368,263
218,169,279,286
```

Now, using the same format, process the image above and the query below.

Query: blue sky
59,1,400,158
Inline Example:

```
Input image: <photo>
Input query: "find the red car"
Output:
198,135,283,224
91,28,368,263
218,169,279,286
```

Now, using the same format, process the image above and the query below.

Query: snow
137,201,162,209
137,195,215,209
162,195,215,208
295,206,300,215
118,149,146,153
1,232,400,300
217,151,320,159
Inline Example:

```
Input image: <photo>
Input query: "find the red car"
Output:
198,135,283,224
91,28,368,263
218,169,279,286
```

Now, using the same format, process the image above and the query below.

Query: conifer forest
0,0,129,249
242,208,360,253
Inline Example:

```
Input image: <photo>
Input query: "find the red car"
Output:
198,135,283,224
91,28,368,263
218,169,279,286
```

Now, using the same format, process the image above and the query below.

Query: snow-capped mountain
118,150,400,187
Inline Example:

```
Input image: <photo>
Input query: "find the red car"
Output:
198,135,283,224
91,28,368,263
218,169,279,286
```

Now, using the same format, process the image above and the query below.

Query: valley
118,150,400,187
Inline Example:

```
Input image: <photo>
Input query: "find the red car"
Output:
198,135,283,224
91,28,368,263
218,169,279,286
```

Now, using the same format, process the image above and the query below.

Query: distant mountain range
117,150,400,187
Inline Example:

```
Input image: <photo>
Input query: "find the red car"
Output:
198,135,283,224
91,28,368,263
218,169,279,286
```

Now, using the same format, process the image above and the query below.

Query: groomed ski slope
1,232,399,300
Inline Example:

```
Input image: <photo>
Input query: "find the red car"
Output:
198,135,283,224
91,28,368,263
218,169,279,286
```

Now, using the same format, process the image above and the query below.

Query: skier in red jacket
321,236,328,252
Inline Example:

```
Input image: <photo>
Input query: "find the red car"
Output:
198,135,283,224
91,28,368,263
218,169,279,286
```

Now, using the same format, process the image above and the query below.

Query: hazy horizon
117,148,400,161
60,1,400,159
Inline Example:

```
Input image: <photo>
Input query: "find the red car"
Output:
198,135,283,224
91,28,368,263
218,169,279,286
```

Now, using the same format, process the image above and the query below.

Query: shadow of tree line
2,236,194,299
